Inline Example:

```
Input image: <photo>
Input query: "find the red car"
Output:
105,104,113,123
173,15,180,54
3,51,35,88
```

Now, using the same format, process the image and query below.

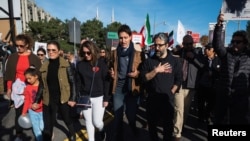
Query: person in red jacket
21,66,43,141
4,34,41,141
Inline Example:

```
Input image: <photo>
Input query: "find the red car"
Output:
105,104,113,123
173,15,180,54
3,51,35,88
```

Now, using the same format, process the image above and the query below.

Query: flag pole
153,13,156,36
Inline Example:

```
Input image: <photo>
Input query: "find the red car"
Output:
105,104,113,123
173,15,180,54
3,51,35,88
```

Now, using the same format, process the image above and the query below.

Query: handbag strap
88,60,98,97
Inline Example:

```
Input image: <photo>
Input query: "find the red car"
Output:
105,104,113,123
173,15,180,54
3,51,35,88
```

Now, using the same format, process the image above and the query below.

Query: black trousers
146,93,174,141
43,101,75,140
215,92,250,124
197,86,216,121
15,104,24,135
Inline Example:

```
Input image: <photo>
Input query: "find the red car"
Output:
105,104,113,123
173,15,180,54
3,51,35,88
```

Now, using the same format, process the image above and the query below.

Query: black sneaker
206,117,214,125
9,100,14,108
69,135,76,141
100,130,106,141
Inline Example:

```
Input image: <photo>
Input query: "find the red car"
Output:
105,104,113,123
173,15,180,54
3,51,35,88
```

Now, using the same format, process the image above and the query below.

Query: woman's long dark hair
79,40,99,66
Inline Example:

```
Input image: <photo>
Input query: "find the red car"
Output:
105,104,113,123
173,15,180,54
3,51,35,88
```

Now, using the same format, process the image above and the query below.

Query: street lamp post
237,20,240,30
153,21,166,36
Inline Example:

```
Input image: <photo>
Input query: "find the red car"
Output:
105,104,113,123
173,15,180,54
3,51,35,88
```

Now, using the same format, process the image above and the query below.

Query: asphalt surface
0,94,208,141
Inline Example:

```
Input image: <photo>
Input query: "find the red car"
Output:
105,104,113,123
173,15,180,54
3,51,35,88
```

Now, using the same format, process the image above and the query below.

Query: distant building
0,0,53,40
21,0,53,31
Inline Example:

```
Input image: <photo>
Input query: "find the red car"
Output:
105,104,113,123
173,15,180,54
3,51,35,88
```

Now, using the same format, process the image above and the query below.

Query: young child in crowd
21,66,43,141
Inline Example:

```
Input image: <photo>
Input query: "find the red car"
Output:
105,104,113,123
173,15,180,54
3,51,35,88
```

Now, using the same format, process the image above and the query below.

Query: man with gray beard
140,32,182,141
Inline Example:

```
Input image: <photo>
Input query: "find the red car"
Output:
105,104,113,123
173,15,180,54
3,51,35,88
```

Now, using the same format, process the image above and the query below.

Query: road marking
64,110,114,141
64,129,88,141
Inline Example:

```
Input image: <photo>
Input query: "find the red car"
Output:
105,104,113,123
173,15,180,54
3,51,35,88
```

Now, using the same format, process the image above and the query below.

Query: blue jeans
28,109,44,141
112,84,139,138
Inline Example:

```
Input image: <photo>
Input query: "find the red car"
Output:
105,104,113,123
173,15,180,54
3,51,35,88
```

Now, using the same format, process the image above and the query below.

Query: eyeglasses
231,40,243,45
37,54,44,56
100,51,106,53
83,51,91,56
16,44,25,48
47,49,57,52
183,42,193,46
154,43,166,48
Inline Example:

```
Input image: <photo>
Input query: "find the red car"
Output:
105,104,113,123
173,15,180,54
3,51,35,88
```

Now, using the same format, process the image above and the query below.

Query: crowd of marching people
0,12,250,141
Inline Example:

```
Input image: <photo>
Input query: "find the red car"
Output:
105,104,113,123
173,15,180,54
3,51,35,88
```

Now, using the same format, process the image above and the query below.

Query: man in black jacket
172,35,204,141
213,13,250,124
196,43,221,124
140,32,182,141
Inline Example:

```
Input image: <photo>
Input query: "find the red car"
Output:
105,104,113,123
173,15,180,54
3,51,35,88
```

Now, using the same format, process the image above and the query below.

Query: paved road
0,95,208,141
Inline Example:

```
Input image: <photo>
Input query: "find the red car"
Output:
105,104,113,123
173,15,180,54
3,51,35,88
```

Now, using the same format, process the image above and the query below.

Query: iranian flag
139,26,145,47
140,14,152,47
168,30,174,48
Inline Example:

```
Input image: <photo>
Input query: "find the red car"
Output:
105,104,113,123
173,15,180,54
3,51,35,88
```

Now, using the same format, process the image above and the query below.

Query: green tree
104,21,122,39
26,17,128,52
103,22,122,50
26,18,66,41
80,18,105,48
26,18,74,52
25,20,46,41
105,21,122,32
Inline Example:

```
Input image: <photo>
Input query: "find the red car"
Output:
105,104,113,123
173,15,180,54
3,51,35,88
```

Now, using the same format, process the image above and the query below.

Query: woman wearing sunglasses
5,34,41,141
36,47,48,64
38,40,76,141
75,40,110,141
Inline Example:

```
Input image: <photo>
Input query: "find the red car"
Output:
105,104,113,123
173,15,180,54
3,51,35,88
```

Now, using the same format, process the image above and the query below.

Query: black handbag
76,61,98,110
76,96,91,108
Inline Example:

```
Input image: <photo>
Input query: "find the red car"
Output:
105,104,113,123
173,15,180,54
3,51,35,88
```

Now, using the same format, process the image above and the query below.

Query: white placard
33,42,48,58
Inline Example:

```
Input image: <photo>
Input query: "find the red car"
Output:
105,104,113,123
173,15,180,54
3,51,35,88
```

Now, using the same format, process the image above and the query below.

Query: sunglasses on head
47,49,57,52
83,51,91,56
231,40,243,45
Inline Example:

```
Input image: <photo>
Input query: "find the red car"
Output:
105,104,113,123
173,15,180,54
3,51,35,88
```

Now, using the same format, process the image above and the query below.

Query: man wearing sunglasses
212,13,250,125
173,34,204,141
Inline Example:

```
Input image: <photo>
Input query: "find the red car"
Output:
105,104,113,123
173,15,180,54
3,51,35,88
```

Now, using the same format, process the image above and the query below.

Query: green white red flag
168,30,174,48
140,14,152,47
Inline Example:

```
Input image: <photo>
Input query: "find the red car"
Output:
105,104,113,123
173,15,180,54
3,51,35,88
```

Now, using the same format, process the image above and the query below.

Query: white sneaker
80,111,84,119
52,132,55,140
